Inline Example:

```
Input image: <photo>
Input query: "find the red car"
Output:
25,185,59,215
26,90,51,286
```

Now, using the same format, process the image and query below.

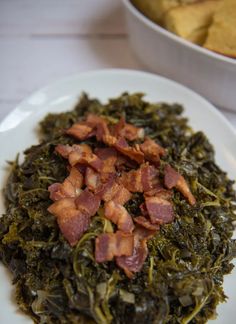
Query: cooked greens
0,93,236,323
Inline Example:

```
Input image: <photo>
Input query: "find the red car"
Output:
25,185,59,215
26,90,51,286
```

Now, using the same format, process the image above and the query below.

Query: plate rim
0,68,236,138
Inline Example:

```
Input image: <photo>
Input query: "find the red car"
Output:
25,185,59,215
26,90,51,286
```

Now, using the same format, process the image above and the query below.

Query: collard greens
0,93,236,324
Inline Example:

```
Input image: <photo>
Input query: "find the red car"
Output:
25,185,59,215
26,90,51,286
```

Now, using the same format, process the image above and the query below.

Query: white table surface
1,0,236,127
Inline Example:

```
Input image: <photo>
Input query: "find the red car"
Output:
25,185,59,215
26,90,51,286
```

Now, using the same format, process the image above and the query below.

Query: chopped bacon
68,151,103,172
140,164,159,191
57,209,90,246
66,122,94,140
86,114,110,141
55,144,92,159
145,196,174,224
48,198,90,246
134,216,160,231
144,187,173,200
120,169,142,192
95,231,134,263
134,225,157,240
116,229,148,278
104,201,134,233
75,189,101,217
110,184,132,205
114,137,144,164
94,172,131,205
139,138,165,165
164,165,196,205
85,167,100,191
120,164,159,193
47,197,76,217
95,147,117,176
113,117,145,141
48,167,83,201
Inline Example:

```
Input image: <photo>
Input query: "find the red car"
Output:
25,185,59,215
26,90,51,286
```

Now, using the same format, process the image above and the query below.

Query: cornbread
164,0,220,45
131,0,199,23
204,0,236,57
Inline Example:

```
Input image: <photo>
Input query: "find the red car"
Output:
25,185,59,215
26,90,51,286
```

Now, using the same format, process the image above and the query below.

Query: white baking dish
122,0,236,111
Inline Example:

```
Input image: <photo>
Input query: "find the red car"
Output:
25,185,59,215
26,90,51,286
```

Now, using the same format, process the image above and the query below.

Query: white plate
0,69,235,323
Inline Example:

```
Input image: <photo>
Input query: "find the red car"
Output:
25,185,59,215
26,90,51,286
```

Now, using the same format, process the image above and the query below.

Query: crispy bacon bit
57,209,90,246
120,164,159,193
145,196,174,224
113,117,145,141
55,144,92,159
116,230,148,278
95,231,134,263
66,122,94,140
47,198,89,246
86,114,110,141
120,169,142,192
164,165,196,205
114,137,144,164
48,167,83,201
144,187,173,200
47,197,76,217
85,167,100,191
104,201,134,233
140,164,159,191
75,189,101,217
139,138,165,165
110,184,132,205
95,147,117,175
68,151,103,172
134,216,160,231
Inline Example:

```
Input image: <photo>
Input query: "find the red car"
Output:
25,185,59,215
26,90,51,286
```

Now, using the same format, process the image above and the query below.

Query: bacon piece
115,153,137,172
111,184,132,205
120,169,142,192
95,231,134,263
55,144,92,159
145,197,174,224
114,137,144,164
95,147,117,176
95,173,131,205
134,216,160,231
57,209,90,246
68,151,103,172
86,114,110,141
48,167,83,201
139,138,165,165
48,197,76,217
75,189,100,217
164,165,196,205
113,117,145,141
144,187,172,200
140,164,159,191
85,167,100,191
66,122,94,140
120,164,159,193
48,198,90,245
104,201,134,233
116,229,148,278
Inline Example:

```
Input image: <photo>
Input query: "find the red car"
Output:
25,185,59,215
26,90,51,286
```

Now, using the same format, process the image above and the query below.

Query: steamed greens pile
0,93,236,324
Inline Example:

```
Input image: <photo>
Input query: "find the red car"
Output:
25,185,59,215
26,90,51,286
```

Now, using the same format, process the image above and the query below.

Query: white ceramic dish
0,69,236,323
122,0,236,112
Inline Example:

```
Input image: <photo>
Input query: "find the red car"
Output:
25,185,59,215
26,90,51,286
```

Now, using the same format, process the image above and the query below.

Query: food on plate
0,93,236,323
203,0,236,57
131,0,236,58
164,0,220,45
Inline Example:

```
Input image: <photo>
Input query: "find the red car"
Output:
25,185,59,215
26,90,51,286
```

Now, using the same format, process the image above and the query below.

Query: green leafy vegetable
0,93,235,323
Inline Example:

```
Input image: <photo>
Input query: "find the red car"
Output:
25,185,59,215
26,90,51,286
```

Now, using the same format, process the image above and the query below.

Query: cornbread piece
204,0,236,57
131,0,198,24
164,0,220,45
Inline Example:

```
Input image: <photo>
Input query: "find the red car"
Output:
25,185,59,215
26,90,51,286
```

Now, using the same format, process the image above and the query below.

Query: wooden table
1,0,236,127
